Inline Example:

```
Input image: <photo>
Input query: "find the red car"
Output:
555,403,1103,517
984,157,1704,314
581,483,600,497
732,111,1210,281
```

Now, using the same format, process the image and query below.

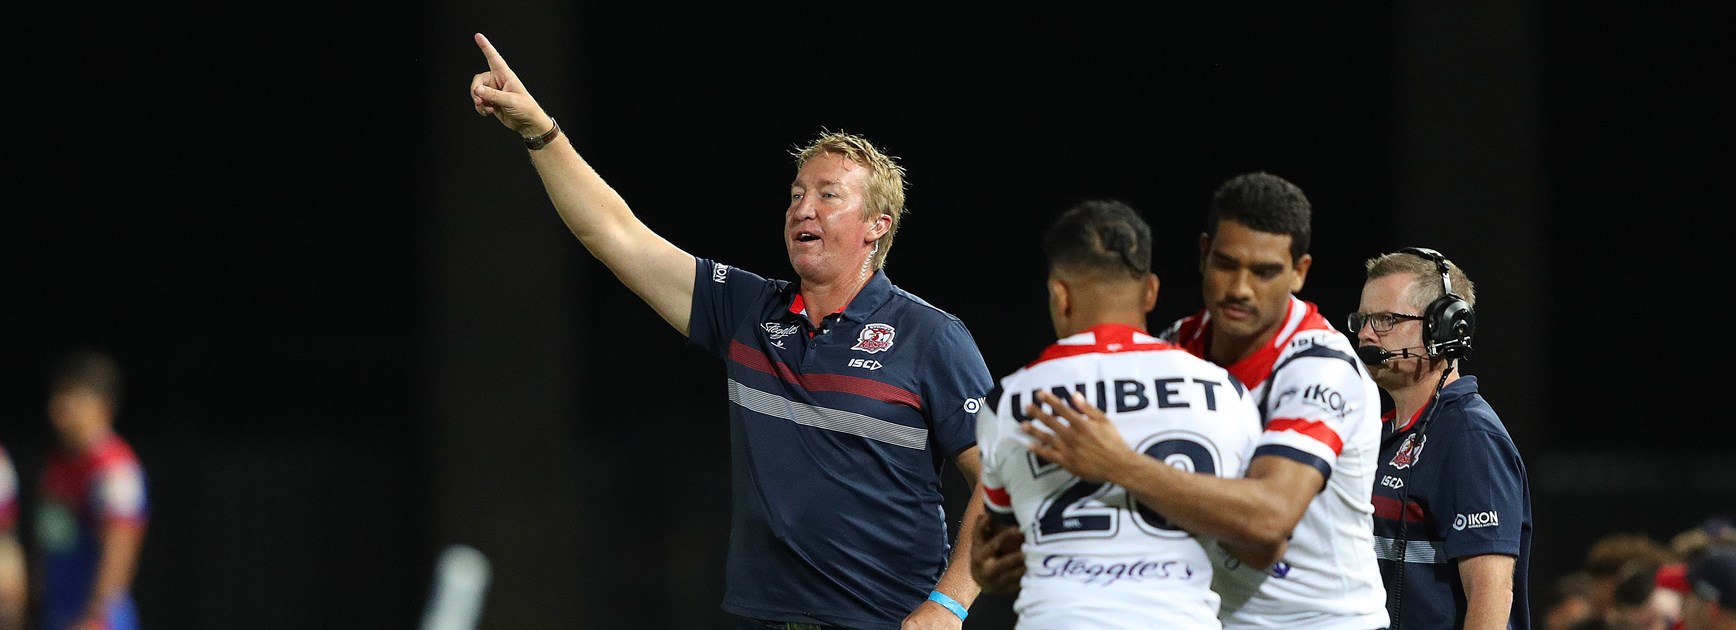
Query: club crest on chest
1389,433,1426,469
852,323,896,354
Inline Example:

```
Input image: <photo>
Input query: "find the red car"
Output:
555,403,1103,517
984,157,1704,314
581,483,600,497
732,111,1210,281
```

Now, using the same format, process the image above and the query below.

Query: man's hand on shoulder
1020,390,1144,483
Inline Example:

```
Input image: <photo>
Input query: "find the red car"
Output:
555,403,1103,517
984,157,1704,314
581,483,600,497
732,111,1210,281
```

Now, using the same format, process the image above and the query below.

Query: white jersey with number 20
980,324,1262,629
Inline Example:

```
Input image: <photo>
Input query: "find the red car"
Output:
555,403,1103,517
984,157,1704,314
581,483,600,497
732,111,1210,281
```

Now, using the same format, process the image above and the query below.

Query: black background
5,2,1732,628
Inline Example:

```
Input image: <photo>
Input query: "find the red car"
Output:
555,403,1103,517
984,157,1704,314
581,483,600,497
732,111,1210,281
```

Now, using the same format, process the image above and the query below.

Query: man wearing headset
1352,248,1533,629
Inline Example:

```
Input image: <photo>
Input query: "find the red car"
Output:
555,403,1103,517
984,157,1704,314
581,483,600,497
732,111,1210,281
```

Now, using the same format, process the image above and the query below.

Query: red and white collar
1028,323,1176,367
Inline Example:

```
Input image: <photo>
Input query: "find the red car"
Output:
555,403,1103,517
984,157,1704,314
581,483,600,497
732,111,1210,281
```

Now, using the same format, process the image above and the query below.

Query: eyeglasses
1347,311,1424,333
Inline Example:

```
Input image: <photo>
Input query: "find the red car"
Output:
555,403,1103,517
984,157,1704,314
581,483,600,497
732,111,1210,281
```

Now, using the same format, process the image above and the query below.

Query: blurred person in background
1544,572,1598,630
1604,561,1672,630
1659,524,1736,630
36,349,147,630
1681,550,1736,630
1660,519,1736,630
1585,534,1679,622
1671,517,1736,565
1,441,23,630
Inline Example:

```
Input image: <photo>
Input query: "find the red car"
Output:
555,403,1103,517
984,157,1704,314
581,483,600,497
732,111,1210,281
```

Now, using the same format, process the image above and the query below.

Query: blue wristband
928,590,968,621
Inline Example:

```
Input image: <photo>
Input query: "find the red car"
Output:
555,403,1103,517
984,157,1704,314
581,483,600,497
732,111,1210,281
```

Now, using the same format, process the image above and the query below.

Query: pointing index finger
474,33,511,74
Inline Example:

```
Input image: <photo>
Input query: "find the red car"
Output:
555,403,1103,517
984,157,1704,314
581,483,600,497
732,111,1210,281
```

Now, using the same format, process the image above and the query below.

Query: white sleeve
976,385,1015,519
1222,383,1265,478
1255,347,1372,481
98,462,148,522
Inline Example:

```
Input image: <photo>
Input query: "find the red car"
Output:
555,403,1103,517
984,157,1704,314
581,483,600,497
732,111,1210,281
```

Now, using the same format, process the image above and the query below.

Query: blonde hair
792,130,907,270
1364,250,1477,312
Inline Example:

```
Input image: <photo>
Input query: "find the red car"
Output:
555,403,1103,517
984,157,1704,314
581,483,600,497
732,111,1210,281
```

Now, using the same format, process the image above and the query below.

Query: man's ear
1048,277,1071,318
865,213,892,243
1291,252,1313,293
1142,273,1159,313
1197,232,1211,273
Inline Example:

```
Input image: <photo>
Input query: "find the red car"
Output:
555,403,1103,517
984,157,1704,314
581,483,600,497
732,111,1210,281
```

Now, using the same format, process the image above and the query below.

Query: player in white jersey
977,199,1274,628
978,173,1389,629
1159,295,1388,629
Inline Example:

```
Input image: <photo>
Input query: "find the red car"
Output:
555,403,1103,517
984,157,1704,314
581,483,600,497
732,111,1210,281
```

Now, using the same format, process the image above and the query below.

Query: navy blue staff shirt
1373,376,1533,629
688,258,992,630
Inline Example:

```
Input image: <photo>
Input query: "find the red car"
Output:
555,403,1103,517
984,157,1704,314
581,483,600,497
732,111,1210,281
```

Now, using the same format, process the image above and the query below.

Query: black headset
1399,247,1475,361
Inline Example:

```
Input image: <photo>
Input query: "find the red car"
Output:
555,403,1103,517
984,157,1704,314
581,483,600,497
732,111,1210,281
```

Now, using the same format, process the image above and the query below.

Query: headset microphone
1356,345,1426,365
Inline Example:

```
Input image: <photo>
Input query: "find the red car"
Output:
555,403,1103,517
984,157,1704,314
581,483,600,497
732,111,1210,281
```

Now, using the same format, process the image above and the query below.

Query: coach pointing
468,33,993,630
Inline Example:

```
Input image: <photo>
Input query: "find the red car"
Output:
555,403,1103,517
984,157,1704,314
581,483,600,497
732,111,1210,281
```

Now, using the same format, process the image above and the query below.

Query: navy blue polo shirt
1373,376,1532,629
688,258,992,630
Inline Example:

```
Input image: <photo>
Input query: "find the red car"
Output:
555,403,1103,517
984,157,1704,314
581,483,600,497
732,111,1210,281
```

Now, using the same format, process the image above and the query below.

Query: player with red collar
975,173,1389,629
977,199,1270,627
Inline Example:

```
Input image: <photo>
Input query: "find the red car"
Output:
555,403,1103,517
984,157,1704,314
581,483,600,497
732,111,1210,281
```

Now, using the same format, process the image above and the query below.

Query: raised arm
469,33,698,335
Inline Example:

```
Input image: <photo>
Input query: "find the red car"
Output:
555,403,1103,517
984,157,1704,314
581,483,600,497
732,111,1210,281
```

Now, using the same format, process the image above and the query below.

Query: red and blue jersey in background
37,433,147,630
